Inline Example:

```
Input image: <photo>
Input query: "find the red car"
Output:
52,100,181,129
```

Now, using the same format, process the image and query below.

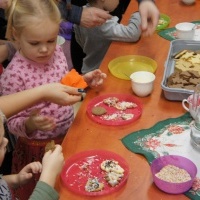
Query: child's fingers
28,161,42,173
52,144,63,153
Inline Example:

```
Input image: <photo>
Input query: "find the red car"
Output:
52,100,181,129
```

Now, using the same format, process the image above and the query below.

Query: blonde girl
1,0,106,199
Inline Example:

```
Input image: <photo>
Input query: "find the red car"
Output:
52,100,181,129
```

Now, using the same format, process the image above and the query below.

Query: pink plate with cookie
60,150,129,196
86,94,142,126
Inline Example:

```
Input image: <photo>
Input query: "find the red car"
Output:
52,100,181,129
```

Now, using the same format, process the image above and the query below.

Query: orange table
56,0,200,199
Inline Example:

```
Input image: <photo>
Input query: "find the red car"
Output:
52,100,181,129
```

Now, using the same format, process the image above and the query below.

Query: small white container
130,71,155,97
175,22,195,40
181,0,195,5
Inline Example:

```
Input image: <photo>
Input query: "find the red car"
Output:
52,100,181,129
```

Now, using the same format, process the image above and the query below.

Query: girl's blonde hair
5,0,61,41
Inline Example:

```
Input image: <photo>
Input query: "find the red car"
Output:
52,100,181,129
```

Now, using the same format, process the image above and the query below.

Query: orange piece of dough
61,69,88,88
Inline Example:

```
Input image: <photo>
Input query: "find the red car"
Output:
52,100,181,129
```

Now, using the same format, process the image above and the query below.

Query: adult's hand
0,0,10,9
80,7,112,28
139,1,160,36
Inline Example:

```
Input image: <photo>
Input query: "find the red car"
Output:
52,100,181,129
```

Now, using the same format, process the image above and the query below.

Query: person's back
74,0,141,74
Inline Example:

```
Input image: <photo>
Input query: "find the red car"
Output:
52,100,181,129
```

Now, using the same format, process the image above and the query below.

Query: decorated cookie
85,177,104,192
100,160,124,174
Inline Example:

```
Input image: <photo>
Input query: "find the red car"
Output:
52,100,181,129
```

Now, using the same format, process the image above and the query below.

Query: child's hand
25,109,56,135
39,145,64,187
41,83,84,105
83,69,107,88
17,161,42,186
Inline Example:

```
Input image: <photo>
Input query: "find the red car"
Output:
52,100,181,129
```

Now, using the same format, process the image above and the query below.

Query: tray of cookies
161,39,200,101
60,150,129,196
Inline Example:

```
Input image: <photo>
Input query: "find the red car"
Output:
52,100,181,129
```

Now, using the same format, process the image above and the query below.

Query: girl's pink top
0,45,74,139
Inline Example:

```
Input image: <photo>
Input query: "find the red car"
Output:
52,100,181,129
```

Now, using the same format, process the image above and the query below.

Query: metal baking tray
161,39,200,101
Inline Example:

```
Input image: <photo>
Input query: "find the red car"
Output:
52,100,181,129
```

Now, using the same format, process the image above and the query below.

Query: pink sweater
0,45,74,139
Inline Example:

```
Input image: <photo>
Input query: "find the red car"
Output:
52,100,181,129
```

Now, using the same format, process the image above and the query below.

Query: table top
55,0,200,199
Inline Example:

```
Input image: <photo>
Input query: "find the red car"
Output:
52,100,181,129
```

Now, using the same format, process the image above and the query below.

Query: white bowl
181,0,195,5
175,22,195,39
130,71,155,97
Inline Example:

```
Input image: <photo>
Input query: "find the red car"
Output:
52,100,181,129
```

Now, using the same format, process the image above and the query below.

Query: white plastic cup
181,0,195,5
175,22,195,39
130,71,155,97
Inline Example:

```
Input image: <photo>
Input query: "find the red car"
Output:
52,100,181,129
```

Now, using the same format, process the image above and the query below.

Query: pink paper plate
61,150,129,196
86,94,142,126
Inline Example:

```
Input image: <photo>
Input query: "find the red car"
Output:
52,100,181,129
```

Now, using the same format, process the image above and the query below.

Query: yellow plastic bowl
108,55,157,80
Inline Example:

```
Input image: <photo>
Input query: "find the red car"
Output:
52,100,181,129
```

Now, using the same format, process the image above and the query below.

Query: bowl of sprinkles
151,155,197,194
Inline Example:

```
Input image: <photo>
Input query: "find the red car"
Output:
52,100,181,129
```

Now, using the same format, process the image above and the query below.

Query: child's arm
0,83,82,119
29,145,64,200
39,145,64,188
2,162,42,188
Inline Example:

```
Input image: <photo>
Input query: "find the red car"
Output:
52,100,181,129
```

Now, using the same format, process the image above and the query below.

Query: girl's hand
83,69,107,88
25,109,56,135
17,161,42,186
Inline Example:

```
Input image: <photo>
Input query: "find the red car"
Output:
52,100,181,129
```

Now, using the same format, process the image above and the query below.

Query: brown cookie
45,140,55,152
189,70,200,78
92,106,107,116
189,77,200,85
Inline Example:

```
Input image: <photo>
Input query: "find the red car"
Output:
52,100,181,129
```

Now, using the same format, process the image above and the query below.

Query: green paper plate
108,55,157,80
156,14,170,31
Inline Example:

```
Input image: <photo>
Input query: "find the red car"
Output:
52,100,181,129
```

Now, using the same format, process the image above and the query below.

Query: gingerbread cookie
45,140,55,152
92,106,107,116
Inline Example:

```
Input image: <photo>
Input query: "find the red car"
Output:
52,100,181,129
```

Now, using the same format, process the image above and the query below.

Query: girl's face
0,121,8,166
14,18,60,64
103,0,119,12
